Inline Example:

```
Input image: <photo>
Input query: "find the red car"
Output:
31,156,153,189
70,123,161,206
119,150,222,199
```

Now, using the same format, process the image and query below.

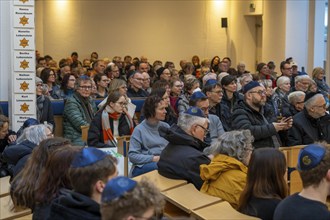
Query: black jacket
87,110,132,148
288,109,330,145
218,91,243,130
48,189,101,220
231,100,279,149
2,140,36,178
38,96,55,129
157,124,211,190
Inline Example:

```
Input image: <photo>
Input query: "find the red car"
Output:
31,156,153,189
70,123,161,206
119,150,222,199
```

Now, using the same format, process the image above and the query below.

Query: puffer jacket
63,93,97,146
231,100,279,149
200,154,247,209
158,124,210,190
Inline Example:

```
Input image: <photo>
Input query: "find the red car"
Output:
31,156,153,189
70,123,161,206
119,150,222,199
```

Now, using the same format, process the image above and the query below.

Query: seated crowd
0,52,329,219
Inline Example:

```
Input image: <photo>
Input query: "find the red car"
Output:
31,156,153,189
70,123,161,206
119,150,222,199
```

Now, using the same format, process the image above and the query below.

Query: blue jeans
131,162,158,177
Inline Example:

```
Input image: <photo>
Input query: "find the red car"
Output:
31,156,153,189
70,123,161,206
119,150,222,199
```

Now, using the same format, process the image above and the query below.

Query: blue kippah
190,91,207,102
297,144,326,171
71,148,107,168
79,75,90,80
184,106,205,118
242,81,260,94
102,176,137,203
205,79,218,87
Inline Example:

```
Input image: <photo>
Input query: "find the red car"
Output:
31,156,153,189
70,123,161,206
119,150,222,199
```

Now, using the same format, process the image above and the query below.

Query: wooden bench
0,195,31,220
0,176,10,198
133,170,187,192
162,184,222,214
191,201,260,220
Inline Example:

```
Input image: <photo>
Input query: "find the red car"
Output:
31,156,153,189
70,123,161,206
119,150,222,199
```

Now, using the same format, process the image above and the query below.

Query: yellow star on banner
19,16,29,26
20,81,29,91
20,103,29,113
20,60,29,70
20,0,29,3
19,38,29,48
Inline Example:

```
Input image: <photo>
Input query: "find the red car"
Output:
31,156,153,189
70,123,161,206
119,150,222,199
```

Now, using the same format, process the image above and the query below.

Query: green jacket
63,93,97,146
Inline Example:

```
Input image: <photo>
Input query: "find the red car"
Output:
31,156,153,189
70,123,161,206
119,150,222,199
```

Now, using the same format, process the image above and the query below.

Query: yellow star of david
20,60,29,70
19,38,29,48
20,103,29,113
20,0,29,3
20,81,29,91
19,16,29,26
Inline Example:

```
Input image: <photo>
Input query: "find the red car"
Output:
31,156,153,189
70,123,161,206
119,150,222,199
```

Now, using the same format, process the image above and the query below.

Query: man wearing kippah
274,143,330,220
101,176,165,220
231,81,293,149
288,92,330,145
49,148,118,220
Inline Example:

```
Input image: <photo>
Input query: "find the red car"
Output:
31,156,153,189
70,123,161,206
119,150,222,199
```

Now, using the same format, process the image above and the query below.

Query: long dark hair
238,148,288,213
61,73,75,94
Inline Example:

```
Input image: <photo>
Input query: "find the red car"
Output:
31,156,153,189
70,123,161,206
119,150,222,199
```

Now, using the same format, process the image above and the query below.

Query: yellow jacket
200,154,248,209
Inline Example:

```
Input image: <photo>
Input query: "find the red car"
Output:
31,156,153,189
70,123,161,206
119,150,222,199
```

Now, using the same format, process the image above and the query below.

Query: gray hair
210,130,254,162
276,76,290,88
239,73,252,84
295,75,311,84
74,76,93,90
305,94,324,109
288,91,305,104
177,113,209,133
16,124,53,145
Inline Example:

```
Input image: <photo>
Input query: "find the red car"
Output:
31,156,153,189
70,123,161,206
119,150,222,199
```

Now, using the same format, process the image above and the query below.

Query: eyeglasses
283,67,292,70
196,124,209,135
174,84,183,87
37,83,43,87
313,104,326,109
79,86,92,90
249,90,266,96
211,90,223,94
116,101,127,106
134,78,144,81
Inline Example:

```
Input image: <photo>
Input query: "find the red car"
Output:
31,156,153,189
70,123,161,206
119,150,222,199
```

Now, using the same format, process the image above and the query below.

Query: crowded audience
1,51,330,219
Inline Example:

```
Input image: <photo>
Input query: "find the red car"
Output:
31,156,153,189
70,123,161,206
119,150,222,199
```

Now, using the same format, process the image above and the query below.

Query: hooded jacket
200,154,247,209
48,189,101,220
157,124,211,190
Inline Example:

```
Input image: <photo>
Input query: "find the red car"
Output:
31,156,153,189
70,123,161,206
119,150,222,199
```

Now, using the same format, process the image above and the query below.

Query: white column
326,2,330,84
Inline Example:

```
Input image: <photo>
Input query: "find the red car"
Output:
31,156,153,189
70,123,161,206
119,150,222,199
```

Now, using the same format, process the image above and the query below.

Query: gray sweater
128,119,169,167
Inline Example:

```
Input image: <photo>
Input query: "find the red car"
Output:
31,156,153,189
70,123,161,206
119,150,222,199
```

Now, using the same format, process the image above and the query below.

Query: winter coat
63,93,97,146
48,189,100,220
231,100,279,149
158,124,211,190
200,154,247,209
2,140,36,178
288,109,330,145
87,110,132,148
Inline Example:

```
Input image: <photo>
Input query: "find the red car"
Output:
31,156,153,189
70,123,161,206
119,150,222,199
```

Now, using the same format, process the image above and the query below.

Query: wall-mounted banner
13,6,34,28
13,93,36,115
14,72,35,93
14,29,34,50
13,0,34,6
14,50,35,72
13,115,35,131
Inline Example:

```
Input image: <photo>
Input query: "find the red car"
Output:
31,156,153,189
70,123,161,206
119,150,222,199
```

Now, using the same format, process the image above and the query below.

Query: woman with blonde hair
312,67,330,108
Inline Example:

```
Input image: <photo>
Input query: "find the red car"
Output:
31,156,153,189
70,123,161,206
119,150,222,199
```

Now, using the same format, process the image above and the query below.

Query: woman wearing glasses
63,76,97,146
200,130,254,209
88,91,134,148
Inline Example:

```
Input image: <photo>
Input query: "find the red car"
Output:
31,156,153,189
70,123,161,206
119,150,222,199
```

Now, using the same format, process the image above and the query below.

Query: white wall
285,1,309,71
313,0,326,68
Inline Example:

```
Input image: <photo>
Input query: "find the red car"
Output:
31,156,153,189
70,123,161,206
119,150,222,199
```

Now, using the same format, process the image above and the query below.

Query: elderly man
158,107,211,190
126,71,149,97
291,75,311,93
287,91,305,116
63,76,97,146
288,92,330,145
231,81,293,149
90,60,106,77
